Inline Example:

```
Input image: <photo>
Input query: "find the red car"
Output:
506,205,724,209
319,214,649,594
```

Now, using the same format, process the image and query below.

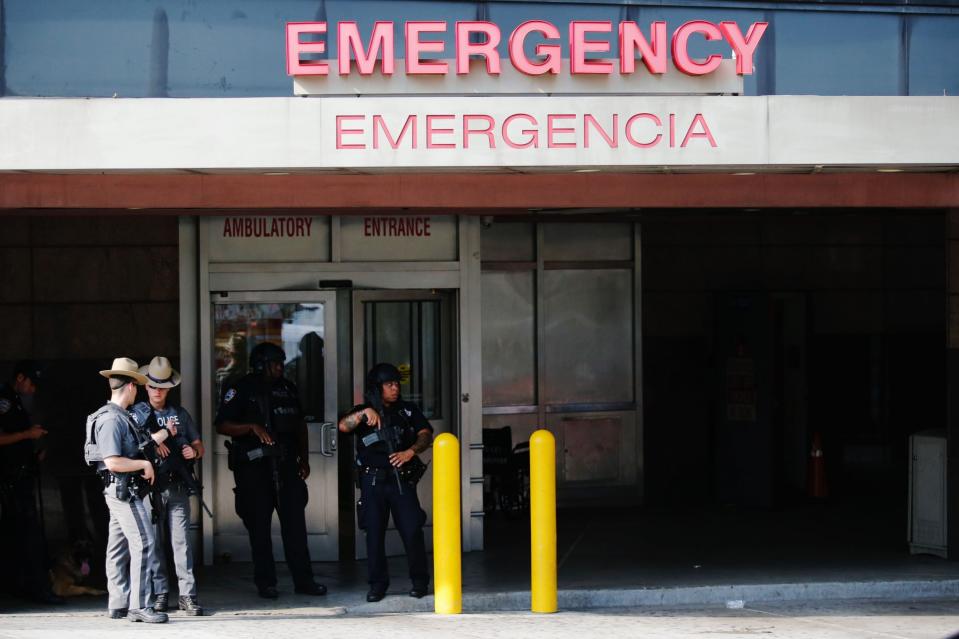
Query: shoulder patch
0,398,10,414
224,388,237,403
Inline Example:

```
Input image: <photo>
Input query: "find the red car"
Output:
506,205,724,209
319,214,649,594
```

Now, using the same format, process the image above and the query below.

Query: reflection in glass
363,301,442,419
213,302,326,421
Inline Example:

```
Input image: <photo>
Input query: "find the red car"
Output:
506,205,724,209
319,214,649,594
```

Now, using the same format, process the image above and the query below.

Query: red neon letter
547,114,577,148
672,21,723,76
373,115,417,149
406,22,449,74
625,113,662,148
286,22,329,76
681,114,717,147
463,114,496,148
508,21,562,76
619,21,667,75
426,115,456,148
336,115,366,149
502,114,540,149
455,22,501,75
719,21,768,75
338,22,395,75
584,114,618,148
569,21,613,74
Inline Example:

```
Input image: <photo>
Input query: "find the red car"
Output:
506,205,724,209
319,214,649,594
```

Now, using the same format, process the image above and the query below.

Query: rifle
138,411,213,519
360,411,405,495
253,379,283,509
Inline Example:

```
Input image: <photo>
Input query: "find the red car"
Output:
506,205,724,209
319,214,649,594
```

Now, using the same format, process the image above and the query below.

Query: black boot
178,595,204,616
128,607,169,623
294,582,327,596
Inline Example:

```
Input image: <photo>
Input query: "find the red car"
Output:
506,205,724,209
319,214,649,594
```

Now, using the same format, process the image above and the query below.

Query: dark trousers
361,470,429,593
0,475,50,597
57,473,109,546
233,459,314,590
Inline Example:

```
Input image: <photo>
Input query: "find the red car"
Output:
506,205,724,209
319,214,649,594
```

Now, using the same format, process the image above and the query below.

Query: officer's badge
0,399,10,414
224,389,237,403
403,408,412,417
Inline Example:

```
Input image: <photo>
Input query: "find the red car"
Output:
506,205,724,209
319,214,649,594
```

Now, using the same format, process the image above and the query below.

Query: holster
397,455,429,485
356,497,368,531
101,471,150,501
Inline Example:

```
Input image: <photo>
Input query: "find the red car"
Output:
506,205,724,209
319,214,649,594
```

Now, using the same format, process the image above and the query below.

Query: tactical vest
83,405,111,466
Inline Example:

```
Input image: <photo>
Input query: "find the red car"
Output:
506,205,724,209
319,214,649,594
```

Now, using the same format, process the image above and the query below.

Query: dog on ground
50,539,107,597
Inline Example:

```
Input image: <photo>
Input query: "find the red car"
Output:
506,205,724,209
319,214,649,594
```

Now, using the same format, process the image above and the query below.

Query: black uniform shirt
215,373,304,447
349,399,432,469
0,383,33,474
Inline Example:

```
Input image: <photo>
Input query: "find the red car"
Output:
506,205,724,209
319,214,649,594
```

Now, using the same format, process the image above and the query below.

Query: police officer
0,360,64,604
215,333,247,397
85,357,167,623
338,363,433,602
130,356,204,616
215,342,326,599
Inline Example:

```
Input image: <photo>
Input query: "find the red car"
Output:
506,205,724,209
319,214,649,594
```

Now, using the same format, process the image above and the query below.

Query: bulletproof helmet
249,342,286,374
366,362,401,393
363,363,401,409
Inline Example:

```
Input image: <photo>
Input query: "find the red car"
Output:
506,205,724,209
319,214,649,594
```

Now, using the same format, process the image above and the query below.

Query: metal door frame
202,290,340,563
350,288,456,559
351,289,455,434
186,215,484,557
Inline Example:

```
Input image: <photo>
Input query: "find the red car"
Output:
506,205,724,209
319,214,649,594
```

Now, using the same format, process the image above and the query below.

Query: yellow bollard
530,429,558,613
433,432,462,614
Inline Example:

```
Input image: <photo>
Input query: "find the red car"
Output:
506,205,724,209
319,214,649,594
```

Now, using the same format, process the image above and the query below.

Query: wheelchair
482,426,530,515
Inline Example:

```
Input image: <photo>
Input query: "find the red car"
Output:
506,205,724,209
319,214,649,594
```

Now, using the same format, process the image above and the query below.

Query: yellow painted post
530,429,558,613
433,432,462,614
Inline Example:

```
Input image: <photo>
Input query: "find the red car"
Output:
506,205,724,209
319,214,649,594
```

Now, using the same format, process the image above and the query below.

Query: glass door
210,291,339,562
351,289,455,559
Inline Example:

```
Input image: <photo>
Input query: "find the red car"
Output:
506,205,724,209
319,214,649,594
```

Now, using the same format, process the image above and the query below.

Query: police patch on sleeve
224,389,237,403
0,399,11,414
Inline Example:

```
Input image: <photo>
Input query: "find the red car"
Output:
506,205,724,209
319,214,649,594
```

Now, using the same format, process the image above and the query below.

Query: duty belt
97,469,116,486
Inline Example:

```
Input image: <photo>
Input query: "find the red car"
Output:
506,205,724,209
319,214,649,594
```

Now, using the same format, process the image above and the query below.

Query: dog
49,539,107,597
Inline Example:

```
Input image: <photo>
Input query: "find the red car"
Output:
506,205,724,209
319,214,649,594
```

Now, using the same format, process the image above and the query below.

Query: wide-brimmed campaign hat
138,356,182,388
99,357,149,385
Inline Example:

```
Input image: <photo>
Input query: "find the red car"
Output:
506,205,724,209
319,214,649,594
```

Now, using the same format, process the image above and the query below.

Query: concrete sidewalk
4,553,959,618
3,598,959,639
5,503,959,617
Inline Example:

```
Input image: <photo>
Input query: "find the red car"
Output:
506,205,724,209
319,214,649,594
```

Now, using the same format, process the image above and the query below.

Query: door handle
318,421,337,457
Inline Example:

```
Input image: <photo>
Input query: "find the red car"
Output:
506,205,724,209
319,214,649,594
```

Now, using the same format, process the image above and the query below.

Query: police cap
12,360,43,387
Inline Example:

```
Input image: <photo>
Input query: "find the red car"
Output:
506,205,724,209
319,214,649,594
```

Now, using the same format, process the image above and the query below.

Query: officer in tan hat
83,357,167,623
129,356,204,616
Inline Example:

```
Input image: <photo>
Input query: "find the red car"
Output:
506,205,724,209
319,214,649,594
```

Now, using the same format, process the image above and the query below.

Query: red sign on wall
287,20,768,78
222,216,315,238
364,216,432,237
